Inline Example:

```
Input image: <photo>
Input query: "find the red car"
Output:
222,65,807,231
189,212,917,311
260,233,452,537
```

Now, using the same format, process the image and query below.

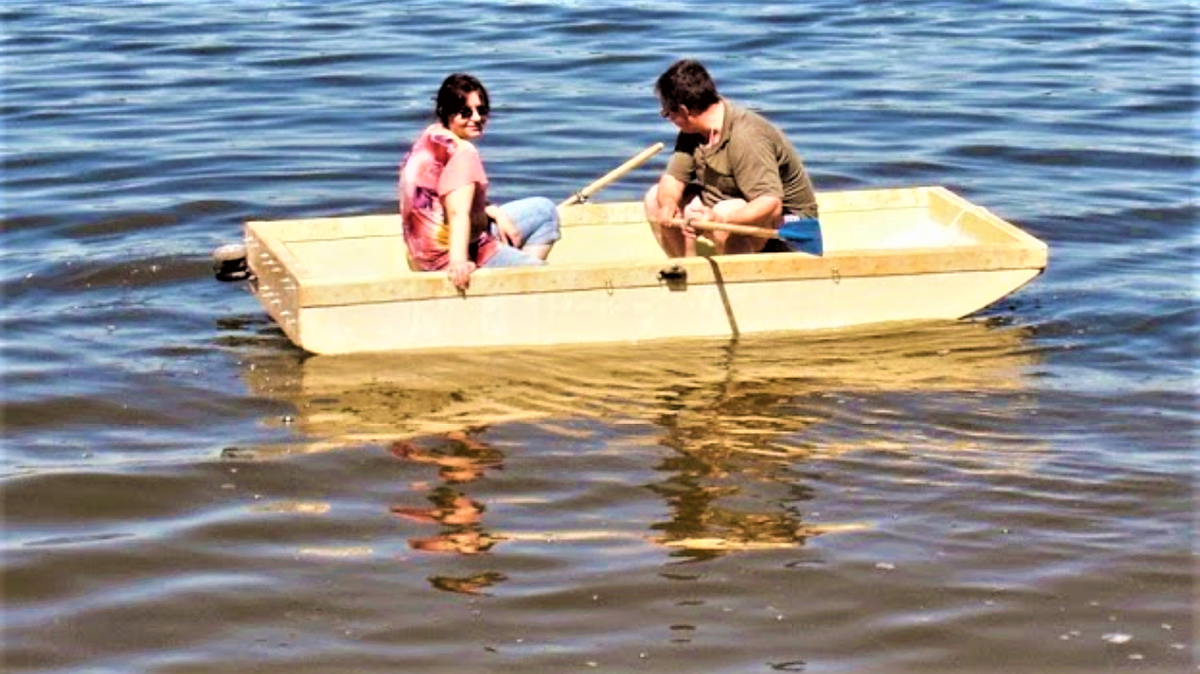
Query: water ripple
1,1,1194,672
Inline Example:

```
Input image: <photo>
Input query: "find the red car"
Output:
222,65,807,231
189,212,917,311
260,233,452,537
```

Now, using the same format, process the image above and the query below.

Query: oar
668,217,823,253
559,142,665,207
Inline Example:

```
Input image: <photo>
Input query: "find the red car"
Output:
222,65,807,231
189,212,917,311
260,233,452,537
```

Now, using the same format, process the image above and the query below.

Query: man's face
661,104,700,134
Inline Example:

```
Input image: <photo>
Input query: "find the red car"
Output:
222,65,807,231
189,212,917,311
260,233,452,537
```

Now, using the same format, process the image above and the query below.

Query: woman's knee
533,196,560,227
507,196,560,245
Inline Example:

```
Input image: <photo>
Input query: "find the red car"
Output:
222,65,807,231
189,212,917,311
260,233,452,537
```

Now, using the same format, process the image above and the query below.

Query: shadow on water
227,319,1042,580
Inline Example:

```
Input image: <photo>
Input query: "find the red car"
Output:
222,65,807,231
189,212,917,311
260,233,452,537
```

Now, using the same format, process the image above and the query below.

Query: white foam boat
223,185,1047,355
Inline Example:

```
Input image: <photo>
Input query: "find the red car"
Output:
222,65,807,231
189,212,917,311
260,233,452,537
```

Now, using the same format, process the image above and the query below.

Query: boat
221,185,1047,355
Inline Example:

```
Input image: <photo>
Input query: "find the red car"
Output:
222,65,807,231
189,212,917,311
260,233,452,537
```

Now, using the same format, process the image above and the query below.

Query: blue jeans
482,197,561,268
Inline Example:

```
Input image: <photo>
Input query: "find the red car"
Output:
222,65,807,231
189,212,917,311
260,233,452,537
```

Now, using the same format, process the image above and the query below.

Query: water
2,1,1196,672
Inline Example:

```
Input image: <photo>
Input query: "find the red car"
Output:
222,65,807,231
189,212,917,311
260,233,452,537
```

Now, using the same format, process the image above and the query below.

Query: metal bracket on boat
657,264,688,291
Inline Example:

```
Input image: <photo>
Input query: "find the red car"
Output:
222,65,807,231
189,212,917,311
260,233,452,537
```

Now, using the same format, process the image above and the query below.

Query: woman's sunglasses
457,105,490,119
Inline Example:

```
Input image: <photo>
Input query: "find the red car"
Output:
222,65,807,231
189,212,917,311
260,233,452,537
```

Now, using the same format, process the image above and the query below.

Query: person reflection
429,571,508,596
648,359,822,559
389,428,507,593
393,486,500,555
389,427,504,483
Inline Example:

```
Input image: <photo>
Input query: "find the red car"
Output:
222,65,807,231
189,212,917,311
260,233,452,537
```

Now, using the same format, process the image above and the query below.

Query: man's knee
643,185,661,220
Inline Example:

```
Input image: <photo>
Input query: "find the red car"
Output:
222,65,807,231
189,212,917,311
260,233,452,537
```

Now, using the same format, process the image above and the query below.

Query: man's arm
726,135,787,227
655,173,687,224
716,194,783,228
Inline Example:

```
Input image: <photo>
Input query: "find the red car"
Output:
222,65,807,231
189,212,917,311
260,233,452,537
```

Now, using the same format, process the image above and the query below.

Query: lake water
2,1,1196,672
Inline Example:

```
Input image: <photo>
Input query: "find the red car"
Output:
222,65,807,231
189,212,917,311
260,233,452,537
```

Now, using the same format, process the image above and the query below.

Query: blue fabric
482,197,561,268
483,244,546,267
780,214,823,255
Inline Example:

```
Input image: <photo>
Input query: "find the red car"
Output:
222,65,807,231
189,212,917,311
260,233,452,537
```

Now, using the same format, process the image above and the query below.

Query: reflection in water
648,341,823,559
648,466,819,559
238,320,1036,445
388,429,504,485
429,571,509,596
387,428,508,593
235,320,1039,559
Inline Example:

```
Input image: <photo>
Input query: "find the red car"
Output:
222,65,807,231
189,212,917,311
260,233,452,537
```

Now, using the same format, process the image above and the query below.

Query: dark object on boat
212,243,252,282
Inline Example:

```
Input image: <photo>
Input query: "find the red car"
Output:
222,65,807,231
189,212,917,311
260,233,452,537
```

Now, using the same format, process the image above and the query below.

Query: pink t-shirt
398,125,500,270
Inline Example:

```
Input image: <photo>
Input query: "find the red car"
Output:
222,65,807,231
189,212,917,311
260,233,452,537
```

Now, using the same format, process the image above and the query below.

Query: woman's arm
443,182,477,290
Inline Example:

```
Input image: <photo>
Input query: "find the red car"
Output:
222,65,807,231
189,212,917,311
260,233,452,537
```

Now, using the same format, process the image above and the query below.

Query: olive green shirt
666,99,818,218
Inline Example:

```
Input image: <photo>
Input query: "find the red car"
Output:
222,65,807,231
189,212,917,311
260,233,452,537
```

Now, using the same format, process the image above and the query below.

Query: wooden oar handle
668,218,780,239
559,142,665,207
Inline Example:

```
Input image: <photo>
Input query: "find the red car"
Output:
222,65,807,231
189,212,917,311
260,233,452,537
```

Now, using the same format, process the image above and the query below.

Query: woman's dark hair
655,59,720,115
435,73,490,126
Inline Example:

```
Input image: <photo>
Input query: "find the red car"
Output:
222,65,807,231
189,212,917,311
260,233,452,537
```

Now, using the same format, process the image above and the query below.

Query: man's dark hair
655,59,720,114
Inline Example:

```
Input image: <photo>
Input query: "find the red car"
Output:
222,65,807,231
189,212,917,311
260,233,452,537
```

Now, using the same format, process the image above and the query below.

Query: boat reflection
240,320,1037,446
236,320,1039,564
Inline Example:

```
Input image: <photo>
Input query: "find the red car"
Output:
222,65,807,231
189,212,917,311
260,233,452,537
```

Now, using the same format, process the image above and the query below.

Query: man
644,59,819,257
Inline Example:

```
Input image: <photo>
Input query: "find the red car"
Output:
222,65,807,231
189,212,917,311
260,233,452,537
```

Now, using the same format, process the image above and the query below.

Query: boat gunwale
281,244,1044,308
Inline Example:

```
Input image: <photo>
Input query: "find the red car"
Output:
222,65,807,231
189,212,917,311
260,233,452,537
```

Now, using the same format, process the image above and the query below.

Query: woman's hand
488,206,522,247
447,260,477,291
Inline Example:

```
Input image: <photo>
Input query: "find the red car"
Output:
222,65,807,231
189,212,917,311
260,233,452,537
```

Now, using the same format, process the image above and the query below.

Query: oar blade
777,217,823,255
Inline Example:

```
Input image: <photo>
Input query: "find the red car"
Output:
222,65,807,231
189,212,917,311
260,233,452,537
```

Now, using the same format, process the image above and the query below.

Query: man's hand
682,198,726,241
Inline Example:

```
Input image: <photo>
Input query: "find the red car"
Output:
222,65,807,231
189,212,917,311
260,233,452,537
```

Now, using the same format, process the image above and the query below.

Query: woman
399,73,560,290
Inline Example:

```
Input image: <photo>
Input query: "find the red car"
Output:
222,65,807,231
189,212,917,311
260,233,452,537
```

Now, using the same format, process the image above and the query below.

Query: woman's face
446,91,488,141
